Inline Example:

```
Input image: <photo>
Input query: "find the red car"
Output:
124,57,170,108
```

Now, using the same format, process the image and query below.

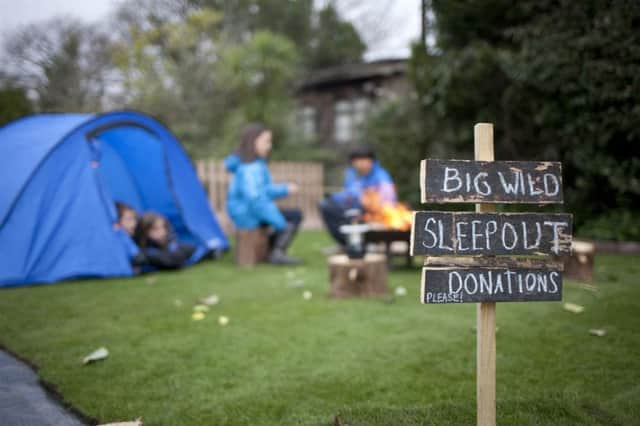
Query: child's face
120,209,137,236
352,157,374,176
148,218,168,244
255,131,273,157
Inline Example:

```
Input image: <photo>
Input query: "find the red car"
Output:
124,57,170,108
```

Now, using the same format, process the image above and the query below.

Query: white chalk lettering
502,222,518,250
448,271,463,293
471,220,483,250
426,292,463,303
525,273,537,291
543,173,560,196
549,272,559,293
438,220,454,251
527,174,543,196
474,172,491,195
537,274,548,292
479,271,492,294
427,269,562,302
543,221,569,254
464,273,478,294
522,221,542,250
485,220,498,250
443,167,462,192
516,272,524,293
495,273,505,294
498,170,521,195
422,217,438,249
456,221,469,251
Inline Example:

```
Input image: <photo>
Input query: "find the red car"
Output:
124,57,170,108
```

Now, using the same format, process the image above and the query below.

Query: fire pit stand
364,229,413,269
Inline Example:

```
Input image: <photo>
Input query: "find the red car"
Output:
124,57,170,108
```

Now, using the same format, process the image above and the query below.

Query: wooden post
474,123,496,426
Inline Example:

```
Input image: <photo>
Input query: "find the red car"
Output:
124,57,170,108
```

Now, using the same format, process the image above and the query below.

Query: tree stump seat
328,253,388,298
563,240,595,281
235,227,270,267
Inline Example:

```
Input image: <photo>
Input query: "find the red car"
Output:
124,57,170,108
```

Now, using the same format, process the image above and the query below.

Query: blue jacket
225,154,289,230
331,161,397,208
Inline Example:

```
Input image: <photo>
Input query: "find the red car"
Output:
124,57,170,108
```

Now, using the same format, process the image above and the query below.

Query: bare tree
1,17,115,112
321,0,416,59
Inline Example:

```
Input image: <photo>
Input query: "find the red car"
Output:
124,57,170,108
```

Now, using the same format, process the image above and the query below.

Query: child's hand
288,183,299,194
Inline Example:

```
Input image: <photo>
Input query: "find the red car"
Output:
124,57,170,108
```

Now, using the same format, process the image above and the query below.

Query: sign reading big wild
410,123,572,426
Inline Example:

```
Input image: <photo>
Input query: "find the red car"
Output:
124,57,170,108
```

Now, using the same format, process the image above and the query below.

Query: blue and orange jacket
224,154,289,231
331,161,397,208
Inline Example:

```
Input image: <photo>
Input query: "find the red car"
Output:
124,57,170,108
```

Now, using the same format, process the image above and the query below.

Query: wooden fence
195,159,325,232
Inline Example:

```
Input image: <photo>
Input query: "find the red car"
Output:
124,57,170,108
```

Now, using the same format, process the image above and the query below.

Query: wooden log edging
592,240,640,255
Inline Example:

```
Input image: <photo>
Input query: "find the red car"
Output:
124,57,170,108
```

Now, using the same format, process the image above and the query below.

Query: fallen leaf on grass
192,312,205,321
218,315,229,326
193,304,210,313
200,294,219,306
288,279,305,288
563,302,584,314
589,328,606,337
394,286,407,296
83,347,109,365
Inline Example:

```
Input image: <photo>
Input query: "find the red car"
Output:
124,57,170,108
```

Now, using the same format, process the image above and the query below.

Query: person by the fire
225,123,303,265
318,145,398,246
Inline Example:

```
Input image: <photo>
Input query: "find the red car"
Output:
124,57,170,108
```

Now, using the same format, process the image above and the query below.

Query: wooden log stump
328,253,388,298
235,228,269,267
564,240,595,281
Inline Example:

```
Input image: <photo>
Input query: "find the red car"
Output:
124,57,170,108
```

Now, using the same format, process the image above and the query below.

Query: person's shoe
268,248,301,265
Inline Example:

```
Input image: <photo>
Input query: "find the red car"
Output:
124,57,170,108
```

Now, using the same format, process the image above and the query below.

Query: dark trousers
265,208,303,248
281,209,303,228
318,197,348,246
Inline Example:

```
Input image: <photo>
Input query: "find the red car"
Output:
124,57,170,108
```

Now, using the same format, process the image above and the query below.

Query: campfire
360,189,414,231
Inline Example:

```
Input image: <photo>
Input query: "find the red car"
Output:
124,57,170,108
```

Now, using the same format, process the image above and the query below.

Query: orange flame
360,189,413,231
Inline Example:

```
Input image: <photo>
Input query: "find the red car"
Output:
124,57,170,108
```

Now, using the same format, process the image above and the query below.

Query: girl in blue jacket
225,123,302,264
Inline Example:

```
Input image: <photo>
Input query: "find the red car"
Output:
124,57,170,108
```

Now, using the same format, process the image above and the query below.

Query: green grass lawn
1,231,639,425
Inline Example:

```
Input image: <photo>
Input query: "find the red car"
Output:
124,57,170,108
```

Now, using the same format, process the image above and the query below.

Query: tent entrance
91,125,195,244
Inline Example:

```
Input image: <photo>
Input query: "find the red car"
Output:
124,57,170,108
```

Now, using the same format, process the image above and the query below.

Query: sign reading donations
421,267,562,304
411,211,572,256
420,159,563,204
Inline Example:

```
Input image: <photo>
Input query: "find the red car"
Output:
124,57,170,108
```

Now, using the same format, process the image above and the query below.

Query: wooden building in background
295,59,408,150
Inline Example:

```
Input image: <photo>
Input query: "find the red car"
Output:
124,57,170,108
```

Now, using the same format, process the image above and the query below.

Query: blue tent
0,111,228,287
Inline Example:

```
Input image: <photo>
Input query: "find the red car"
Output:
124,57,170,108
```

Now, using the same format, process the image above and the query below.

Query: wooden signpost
410,123,573,426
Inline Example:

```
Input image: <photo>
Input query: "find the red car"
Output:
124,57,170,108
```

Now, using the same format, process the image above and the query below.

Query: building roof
297,59,407,91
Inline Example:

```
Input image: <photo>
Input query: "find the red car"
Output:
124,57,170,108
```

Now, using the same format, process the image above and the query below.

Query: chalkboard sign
421,266,563,304
410,211,573,256
421,159,563,204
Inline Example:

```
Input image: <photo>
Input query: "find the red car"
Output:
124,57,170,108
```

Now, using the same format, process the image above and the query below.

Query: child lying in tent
114,202,195,271
134,212,196,270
